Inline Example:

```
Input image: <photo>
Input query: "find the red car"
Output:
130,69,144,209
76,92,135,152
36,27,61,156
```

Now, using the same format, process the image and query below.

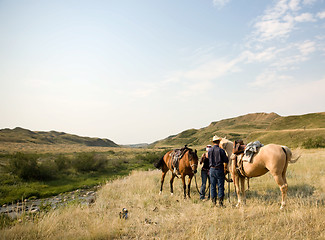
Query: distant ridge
151,112,325,148
0,127,119,147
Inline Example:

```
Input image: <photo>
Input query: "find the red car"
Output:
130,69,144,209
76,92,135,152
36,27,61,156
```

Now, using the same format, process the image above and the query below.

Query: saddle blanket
243,141,264,163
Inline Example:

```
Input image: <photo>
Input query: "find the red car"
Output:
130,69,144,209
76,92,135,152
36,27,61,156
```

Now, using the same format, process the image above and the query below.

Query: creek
0,185,99,219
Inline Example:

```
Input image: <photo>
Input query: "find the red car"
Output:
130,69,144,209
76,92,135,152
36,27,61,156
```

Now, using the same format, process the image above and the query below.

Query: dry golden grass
1,149,325,240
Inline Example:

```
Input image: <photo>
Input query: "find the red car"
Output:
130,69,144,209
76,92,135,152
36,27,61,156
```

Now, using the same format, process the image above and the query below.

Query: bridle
187,150,198,173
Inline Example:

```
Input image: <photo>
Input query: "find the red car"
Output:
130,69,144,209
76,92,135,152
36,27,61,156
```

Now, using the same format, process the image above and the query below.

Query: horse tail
282,146,300,164
154,156,165,169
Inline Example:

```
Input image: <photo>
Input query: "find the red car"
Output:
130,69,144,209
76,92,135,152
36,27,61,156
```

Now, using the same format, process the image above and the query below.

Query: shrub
8,153,40,180
302,137,325,149
136,151,167,164
38,160,58,180
54,154,69,171
72,152,107,172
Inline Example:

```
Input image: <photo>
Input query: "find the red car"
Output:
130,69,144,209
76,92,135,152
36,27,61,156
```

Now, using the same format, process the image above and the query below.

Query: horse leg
187,175,193,198
233,174,242,207
181,174,186,199
170,173,176,196
240,177,246,205
272,173,288,209
160,170,167,195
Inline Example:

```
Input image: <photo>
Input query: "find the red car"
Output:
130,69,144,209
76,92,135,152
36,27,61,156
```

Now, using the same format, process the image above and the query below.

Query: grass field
1,148,324,239
0,145,166,205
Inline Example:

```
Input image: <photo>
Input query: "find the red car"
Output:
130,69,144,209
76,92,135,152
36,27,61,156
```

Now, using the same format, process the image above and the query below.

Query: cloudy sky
0,0,324,144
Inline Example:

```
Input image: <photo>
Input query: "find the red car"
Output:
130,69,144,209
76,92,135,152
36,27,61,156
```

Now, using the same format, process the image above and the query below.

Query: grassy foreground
1,149,325,239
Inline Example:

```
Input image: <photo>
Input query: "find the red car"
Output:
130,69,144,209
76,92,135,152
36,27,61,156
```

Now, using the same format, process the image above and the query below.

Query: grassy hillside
151,112,325,149
0,127,119,147
267,112,325,130
1,149,324,239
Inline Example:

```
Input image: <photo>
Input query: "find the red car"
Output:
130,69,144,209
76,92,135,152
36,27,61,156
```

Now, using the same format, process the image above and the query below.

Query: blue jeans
200,169,210,199
209,167,225,199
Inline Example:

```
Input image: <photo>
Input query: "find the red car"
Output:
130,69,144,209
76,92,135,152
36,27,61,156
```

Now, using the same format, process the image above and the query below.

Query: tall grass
1,149,324,239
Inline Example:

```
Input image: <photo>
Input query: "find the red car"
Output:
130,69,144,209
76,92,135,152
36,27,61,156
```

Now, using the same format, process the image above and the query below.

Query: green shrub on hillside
8,153,41,180
72,152,107,172
54,154,70,171
135,151,167,164
302,137,325,149
7,153,57,180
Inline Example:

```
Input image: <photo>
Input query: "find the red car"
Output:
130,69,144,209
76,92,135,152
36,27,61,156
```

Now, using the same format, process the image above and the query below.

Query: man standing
208,135,229,207
199,145,211,200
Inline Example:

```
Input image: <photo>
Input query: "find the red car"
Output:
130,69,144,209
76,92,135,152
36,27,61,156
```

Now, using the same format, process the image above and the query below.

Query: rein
193,173,210,196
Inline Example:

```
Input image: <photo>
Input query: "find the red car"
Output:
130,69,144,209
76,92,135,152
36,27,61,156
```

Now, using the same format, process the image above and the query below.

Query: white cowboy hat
212,135,222,142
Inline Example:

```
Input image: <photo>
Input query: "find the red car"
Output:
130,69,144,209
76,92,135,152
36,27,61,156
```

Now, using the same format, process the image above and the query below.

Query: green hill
0,127,119,147
151,112,325,148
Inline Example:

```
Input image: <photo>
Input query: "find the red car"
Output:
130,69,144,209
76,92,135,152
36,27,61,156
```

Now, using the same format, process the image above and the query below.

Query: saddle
232,140,264,178
243,141,264,163
170,145,189,175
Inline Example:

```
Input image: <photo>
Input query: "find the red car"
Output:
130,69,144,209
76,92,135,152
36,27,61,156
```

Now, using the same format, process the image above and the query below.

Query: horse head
187,148,198,174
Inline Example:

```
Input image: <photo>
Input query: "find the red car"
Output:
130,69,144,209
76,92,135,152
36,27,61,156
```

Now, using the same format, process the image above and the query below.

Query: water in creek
0,186,99,219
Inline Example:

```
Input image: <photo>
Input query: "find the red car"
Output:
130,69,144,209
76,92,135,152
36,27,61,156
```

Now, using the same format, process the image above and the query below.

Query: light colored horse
219,138,299,209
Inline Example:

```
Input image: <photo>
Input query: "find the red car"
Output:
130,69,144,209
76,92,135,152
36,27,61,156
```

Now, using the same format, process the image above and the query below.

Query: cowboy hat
212,135,222,142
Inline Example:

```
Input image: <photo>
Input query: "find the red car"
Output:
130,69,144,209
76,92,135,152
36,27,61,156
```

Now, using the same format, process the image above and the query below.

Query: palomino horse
220,138,299,209
155,147,198,198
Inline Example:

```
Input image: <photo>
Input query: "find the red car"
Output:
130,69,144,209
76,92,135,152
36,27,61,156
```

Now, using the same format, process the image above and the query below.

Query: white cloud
295,12,316,22
252,0,319,42
298,40,316,55
317,10,325,19
213,0,230,9
302,0,317,5
289,0,301,11
249,71,293,87
242,47,280,63
270,41,315,70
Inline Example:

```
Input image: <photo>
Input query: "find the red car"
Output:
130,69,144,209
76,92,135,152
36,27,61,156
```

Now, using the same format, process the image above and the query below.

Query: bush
136,151,167,164
54,154,70,171
72,152,107,172
6,153,59,181
38,160,58,180
8,153,41,180
302,137,325,149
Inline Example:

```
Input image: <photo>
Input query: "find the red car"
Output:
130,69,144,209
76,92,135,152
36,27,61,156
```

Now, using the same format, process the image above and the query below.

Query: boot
212,197,217,206
218,197,224,207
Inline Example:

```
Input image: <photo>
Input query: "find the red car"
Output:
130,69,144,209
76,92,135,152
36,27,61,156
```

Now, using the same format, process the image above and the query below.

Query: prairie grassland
1,149,324,240
0,142,148,154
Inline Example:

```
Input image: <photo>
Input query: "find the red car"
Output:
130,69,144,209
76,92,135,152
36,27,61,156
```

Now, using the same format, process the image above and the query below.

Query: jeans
200,169,210,199
209,167,225,199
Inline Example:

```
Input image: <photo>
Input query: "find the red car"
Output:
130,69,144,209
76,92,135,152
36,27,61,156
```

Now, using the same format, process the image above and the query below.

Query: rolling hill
151,112,325,148
0,127,119,147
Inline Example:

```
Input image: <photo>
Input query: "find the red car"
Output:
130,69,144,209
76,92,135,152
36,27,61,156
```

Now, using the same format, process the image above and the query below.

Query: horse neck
221,139,233,158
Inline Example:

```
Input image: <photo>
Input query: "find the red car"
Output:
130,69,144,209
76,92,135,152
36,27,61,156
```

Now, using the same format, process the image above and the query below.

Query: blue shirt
208,145,228,168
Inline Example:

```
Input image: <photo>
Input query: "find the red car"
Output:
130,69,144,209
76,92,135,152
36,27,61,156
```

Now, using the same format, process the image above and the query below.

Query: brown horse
220,138,299,209
155,147,198,198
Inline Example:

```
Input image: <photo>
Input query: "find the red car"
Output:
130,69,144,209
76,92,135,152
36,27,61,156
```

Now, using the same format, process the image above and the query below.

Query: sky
0,0,325,144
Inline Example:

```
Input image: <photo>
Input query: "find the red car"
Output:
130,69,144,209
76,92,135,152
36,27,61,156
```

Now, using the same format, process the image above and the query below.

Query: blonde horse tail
282,146,300,164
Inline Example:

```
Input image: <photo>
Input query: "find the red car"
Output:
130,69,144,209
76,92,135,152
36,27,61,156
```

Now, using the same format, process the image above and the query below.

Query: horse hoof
159,191,162,195
170,193,174,196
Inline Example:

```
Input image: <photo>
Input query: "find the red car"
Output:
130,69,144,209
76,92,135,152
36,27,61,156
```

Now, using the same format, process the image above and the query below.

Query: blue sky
1,0,324,144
